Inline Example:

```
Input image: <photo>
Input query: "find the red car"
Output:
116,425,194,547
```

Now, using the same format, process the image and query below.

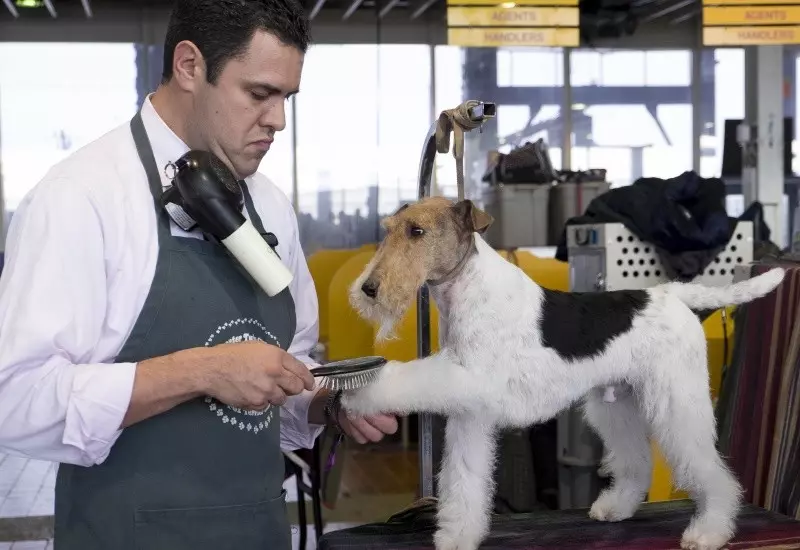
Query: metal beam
645,103,672,145
642,0,692,23
81,0,92,17
43,0,57,17
309,0,327,20
490,85,692,107
410,0,437,19
342,0,365,20
1,0,18,18
379,0,402,18
670,8,697,24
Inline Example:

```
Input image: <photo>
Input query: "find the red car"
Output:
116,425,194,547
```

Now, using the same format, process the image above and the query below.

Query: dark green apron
53,111,297,550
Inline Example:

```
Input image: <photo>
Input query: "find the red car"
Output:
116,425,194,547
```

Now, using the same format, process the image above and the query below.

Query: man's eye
251,92,269,101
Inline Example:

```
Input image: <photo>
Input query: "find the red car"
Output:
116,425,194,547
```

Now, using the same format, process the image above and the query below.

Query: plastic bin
548,181,611,245
481,183,551,249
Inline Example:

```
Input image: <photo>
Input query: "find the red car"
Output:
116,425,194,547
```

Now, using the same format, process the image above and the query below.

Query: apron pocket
134,489,290,550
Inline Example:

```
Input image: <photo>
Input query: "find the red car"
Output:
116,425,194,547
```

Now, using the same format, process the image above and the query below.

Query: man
0,0,397,548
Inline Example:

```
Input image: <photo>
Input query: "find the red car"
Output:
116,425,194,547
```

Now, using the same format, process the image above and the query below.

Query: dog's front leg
340,352,472,417
435,413,497,550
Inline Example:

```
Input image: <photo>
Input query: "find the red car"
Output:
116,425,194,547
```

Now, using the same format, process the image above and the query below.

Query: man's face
190,31,303,179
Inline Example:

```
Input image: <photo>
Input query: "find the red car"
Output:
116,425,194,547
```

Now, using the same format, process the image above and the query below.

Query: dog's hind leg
584,385,652,522
434,413,497,550
640,347,742,550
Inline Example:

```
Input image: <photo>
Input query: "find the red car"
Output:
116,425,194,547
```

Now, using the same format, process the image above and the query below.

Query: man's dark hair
162,0,311,84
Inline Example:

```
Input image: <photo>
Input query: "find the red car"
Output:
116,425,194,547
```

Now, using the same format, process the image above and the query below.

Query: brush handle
312,356,387,377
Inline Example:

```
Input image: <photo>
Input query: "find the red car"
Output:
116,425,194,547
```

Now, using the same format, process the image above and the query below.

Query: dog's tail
661,267,786,310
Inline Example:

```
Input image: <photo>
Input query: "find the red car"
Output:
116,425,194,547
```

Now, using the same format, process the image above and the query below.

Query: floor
0,442,419,550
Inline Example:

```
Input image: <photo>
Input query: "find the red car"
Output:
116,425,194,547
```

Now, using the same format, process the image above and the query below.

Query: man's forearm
120,347,212,428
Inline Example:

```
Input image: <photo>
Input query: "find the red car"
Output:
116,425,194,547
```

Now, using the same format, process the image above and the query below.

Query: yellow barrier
326,249,378,361
307,245,376,346
497,250,570,291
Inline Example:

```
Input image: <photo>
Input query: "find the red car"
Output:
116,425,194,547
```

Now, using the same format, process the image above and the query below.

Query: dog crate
481,183,551,249
558,220,755,510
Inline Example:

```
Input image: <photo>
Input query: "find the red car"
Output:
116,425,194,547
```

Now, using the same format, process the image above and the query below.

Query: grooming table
318,500,800,549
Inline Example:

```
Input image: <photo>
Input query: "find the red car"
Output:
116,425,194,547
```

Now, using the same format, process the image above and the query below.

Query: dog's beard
349,281,413,343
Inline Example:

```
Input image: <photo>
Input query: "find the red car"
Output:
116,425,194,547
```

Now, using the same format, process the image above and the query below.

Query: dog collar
427,236,477,287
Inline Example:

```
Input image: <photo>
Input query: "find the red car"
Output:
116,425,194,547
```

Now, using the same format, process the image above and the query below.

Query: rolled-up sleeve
278,203,326,451
0,178,136,466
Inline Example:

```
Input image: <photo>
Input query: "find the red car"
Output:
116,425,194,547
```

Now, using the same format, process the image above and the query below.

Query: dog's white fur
344,231,785,550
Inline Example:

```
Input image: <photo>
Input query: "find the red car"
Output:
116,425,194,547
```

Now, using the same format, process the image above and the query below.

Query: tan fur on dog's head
349,197,493,340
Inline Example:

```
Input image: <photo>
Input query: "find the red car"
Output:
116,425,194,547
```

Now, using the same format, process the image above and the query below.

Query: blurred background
2,2,798,254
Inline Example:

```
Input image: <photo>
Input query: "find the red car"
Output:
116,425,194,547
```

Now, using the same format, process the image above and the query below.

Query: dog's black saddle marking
539,288,650,361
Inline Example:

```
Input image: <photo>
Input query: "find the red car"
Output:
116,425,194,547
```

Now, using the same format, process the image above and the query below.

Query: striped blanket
716,261,800,520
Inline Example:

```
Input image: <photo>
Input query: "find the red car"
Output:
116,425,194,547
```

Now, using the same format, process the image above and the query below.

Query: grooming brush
312,356,387,391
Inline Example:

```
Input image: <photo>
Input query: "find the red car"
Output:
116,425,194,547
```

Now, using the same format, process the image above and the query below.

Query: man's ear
451,199,494,234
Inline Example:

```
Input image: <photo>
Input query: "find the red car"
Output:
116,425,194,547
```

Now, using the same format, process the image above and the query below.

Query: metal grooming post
416,101,496,498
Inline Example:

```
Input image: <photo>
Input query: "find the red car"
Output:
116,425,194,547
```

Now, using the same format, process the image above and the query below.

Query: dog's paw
340,389,379,417
434,530,481,550
588,490,639,522
680,527,731,550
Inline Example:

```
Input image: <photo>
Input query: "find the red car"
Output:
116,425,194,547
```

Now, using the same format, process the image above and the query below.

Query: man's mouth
251,139,273,152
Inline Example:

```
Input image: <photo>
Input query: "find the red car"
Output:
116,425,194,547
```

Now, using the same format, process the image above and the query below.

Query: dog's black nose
361,280,379,298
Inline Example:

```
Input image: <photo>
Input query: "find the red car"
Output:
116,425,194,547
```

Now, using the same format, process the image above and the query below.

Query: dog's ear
452,200,494,234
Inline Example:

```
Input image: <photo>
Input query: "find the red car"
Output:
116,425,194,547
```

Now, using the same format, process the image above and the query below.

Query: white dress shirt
0,96,324,468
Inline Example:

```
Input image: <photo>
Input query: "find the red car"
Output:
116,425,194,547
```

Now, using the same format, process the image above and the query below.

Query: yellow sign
447,0,578,4
447,27,579,46
703,0,800,4
703,25,800,44
703,6,800,25
447,6,578,26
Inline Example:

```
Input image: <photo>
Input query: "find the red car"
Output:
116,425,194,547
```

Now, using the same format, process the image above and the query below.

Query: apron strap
240,181,267,234
240,181,280,255
130,111,172,243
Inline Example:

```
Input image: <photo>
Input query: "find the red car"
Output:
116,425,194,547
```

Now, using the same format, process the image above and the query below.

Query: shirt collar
139,93,194,189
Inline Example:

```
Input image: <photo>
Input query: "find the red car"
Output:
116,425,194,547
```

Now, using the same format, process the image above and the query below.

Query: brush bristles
318,366,383,391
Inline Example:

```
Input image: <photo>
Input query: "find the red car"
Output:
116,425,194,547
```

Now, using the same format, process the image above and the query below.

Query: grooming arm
341,353,471,417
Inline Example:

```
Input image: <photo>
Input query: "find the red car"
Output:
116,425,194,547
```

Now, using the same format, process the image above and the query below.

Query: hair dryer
160,150,294,297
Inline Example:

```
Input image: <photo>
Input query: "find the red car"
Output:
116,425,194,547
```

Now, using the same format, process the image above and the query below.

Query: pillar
743,46,785,247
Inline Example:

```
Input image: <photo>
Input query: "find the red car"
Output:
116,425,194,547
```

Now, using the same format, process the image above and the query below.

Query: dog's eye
409,225,425,237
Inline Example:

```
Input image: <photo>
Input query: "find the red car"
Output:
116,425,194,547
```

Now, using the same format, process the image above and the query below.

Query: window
569,49,693,187
0,43,138,228
699,48,745,180
434,46,565,199
294,44,432,253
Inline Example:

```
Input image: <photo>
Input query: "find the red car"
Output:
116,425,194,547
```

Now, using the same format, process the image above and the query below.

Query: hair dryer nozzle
221,218,294,296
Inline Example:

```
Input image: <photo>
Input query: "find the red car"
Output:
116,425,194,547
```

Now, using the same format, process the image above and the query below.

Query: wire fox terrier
343,196,785,550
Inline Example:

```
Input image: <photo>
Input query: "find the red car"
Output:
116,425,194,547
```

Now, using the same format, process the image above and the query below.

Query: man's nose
259,101,286,132
361,280,379,298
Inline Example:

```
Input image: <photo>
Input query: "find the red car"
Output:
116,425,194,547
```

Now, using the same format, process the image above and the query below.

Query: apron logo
203,317,282,435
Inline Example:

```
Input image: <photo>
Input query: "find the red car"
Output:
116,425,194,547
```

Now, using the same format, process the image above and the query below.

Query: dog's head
349,197,493,340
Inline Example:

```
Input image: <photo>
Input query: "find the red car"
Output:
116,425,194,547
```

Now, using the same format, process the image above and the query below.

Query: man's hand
123,341,315,428
307,388,399,444
337,411,399,444
202,341,315,410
